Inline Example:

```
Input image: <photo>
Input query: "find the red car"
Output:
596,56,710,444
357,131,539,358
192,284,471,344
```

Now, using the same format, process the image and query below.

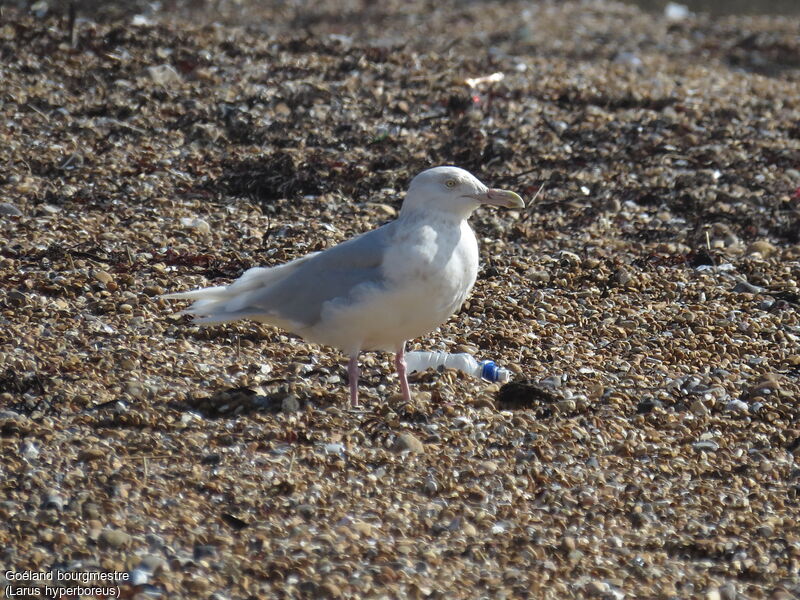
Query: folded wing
163,222,395,330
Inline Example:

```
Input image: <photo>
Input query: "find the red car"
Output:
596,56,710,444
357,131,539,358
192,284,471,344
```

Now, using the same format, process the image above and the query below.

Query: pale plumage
164,166,524,405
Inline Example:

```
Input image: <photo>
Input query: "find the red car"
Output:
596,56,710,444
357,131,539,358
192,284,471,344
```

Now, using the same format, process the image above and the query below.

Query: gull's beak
479,188,525,209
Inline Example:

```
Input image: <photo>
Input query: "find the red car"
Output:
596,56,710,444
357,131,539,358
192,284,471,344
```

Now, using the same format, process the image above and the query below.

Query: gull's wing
165,221,396,329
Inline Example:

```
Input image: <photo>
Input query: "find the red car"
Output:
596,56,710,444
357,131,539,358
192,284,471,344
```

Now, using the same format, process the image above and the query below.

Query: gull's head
401,166,524,219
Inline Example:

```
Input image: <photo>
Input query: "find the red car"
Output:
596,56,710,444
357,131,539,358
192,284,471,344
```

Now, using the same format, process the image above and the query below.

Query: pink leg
347,354,360,407
394,342,412,402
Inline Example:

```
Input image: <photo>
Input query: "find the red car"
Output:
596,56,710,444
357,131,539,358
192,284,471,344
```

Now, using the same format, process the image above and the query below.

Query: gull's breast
303,218,479,353
383,218,479,312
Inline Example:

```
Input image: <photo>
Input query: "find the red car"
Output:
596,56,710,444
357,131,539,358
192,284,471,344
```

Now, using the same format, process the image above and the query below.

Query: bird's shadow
171,385,298,419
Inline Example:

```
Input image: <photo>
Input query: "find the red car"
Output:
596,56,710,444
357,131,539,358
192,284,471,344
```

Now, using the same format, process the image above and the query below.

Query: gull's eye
445,179,457,189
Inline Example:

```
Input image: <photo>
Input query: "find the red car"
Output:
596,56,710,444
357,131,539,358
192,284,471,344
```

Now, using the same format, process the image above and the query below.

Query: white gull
164,166,524,406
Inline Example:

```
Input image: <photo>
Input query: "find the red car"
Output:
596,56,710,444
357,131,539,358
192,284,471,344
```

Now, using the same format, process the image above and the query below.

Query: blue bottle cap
480,360,498,382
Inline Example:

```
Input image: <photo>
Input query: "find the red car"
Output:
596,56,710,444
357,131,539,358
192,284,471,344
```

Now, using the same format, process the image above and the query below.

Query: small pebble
746,240,776,257
0,202,23,216
20,441,39,460
693,440,720,452
719,582,737,600
424,476,438,495
528,269,551,285
129,568,149,586
78,448,106,462
281,395,301,413
194,544,218,560
99,529,132,549
82,502,101,519
690,399,709,416
41,490,66,511
148,63,182,85
556,398,576,412
558,251,581,269
180,217,212,234
540,375,563,388
479,460,499,474
297,504,316,519
586,580,610,596
756,523,774,538
725,399,748,413
324,442,346,455
393,432,424,454
145,533,166,549
138,554,168,573
94,270,113,285
614,268,632,286
732,280,763,294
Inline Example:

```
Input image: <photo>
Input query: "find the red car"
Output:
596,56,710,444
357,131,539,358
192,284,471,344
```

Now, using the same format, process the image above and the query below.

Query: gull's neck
398,205,474,223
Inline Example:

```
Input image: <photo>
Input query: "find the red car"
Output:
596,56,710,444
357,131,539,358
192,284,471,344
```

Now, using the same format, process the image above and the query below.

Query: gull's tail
161,285,234,323
161,258,313,326
162,266,281,324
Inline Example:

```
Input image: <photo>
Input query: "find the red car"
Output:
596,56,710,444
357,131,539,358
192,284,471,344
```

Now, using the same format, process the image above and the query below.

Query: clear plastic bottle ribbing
404,351,511,383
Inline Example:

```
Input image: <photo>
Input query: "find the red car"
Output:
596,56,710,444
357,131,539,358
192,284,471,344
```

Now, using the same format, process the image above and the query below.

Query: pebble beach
1,1,799,598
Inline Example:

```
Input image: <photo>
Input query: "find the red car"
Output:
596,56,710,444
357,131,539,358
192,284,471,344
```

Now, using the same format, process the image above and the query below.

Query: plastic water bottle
404,351,512,383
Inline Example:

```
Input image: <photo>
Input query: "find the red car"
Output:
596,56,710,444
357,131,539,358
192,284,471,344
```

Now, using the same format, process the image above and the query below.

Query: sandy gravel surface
1,1,799,598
